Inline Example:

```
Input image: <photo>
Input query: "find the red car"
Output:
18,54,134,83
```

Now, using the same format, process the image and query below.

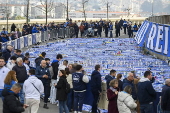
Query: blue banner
135,21,170,57
32,34,36,44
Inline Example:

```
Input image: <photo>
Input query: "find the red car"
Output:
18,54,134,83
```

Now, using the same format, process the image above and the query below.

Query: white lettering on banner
147,24,157,50
138,22,150,44
155,26,163,53
135,22,147,44
163,27,169,54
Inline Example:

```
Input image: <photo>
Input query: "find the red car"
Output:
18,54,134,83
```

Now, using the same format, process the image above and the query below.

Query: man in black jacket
91,65,102,113
51,54,63,80
161,79,170,112
137,71,156,113
36,60,51,109
12,57,27,104
2,83,27,113
35,52,46,68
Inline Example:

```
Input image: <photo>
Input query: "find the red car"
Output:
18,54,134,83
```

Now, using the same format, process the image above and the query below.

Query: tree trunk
46,0,48,25
83,3,86,21
26,0,30,24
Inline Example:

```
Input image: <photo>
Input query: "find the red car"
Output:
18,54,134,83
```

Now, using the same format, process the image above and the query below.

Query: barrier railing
1,28,75,50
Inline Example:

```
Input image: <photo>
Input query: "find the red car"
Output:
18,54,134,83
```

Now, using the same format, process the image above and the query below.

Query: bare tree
38,0,54,24
19,0,30,24
82,0,89,21
101,0,113,21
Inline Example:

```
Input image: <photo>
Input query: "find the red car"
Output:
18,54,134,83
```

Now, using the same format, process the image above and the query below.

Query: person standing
104,23,109,37
115,21,121,37
117,86,137,113
23,69,44,113
12,57,28,103
2,45,13,63
2,83,27,113
107,79,119,113
13,50,25,59
55,70,69,113
79,24,85,37
91,65,102,113
122,72,137,100
11,23,16,32
36,60,51,109
161,79,170,113
6,56,17,70
123,19,127,34
35,52,46,68
116,73,123,91
72,65,89,113
109,22,113,38
4,70,18,89
105,70,117,89
137,71,156,113
0,57,10,100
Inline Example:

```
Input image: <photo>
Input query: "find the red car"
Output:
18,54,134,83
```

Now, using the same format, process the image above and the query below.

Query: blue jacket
105,75,115,89
91,70,102,93
161,85,170,111
72,72,86,91
137,78,156,104
122,78,137,100
35,66,51,83
4,80,16,89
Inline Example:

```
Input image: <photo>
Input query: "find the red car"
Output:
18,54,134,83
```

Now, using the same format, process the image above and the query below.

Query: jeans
67,89,73,111
0,90,4,101
43,82,50,103
74,92,85,112
59,100,69,113
110,31,113,38
19,83,24,104
140,103,153,113
92,91,100,113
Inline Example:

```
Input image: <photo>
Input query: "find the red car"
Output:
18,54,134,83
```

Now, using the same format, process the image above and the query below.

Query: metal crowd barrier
1,27,75,50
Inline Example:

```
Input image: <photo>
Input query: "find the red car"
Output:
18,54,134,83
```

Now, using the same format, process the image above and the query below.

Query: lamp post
66,0,69,21
151,0,153,17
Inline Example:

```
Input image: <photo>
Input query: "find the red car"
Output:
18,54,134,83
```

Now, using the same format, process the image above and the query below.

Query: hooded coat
2,88,25,113
91,70,102,93
117,91,137,113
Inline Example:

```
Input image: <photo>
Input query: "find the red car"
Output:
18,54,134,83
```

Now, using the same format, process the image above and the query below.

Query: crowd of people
0,18,141,43
0,44,169,113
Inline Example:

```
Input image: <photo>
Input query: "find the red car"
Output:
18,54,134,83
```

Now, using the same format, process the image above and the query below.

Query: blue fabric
67,89,73,111
110,31,113,38
18,83,24,104
4,80,16,89
140,103,153,113
72,73,86,91
74,92,85,112
59,100,69,113
52,59,58,63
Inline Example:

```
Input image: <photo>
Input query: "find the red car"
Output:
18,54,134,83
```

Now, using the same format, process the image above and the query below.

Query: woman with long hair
4,70,18,89
55,70,69,113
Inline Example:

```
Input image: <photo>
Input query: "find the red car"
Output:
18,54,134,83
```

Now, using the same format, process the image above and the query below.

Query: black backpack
65,80,70,94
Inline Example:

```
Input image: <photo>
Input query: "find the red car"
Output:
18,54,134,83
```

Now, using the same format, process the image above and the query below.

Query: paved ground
0,29,130,113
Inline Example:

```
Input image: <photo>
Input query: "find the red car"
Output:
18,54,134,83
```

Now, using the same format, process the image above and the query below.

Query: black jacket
35,56,44,68
2,49,11,62
56,76,67,101
2,88,25,113
51,60,59,80
12,65,27,83
161,85,170,111
91,70,102,93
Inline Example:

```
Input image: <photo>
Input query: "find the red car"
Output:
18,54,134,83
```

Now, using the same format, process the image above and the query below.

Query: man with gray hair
2,45,13,63
161,79,170,112
2,83,27,113
122,72,137,100
12,57,27,104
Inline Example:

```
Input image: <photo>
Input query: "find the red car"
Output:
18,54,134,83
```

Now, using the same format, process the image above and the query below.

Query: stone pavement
0,29,131,113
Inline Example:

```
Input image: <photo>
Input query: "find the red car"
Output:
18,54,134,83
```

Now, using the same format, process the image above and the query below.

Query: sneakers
43,104,49,109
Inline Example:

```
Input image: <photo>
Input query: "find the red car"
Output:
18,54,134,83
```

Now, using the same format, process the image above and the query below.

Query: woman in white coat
117,85,137,113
